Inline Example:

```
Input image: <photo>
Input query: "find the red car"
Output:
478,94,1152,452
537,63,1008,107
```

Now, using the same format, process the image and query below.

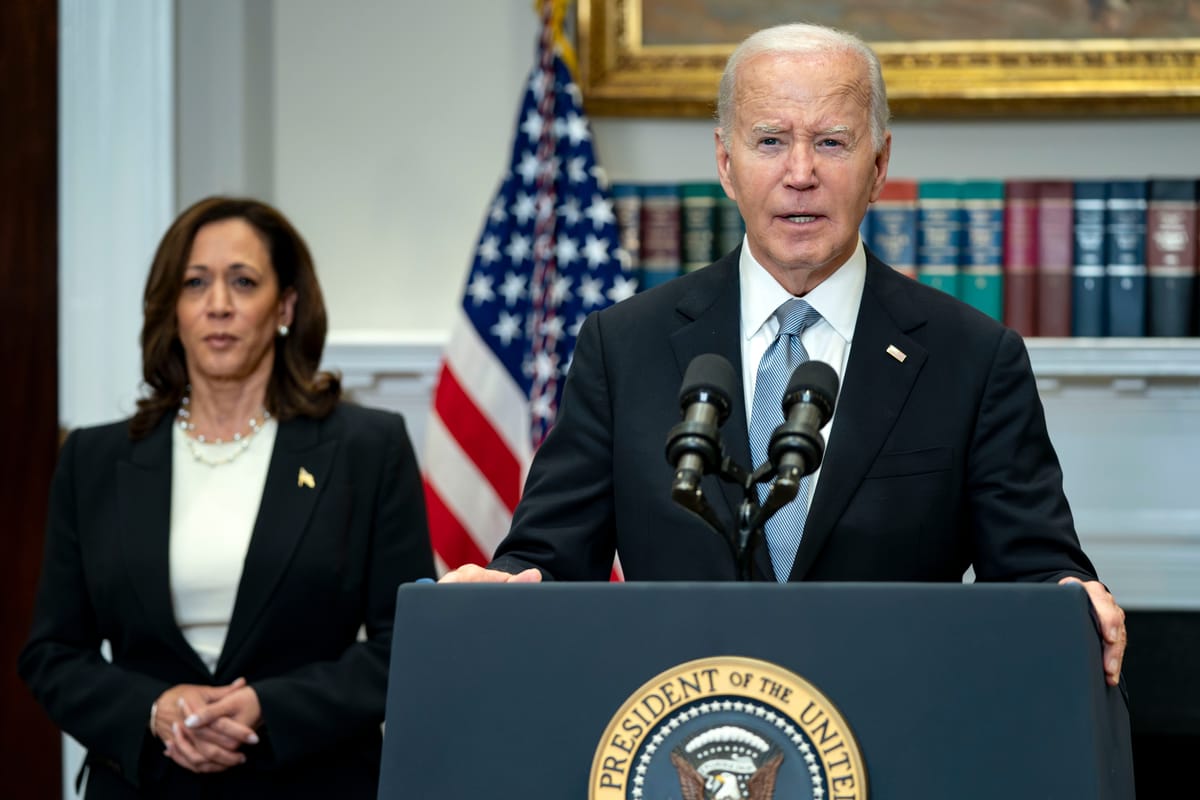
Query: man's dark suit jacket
493,247,1097,584
19,403,435,799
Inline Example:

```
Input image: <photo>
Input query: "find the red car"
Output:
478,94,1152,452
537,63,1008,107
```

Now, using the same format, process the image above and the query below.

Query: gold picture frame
577,0,1200,118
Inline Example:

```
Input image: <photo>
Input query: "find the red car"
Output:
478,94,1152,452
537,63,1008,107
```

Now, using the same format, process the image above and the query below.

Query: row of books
611,178,1200,338
612,182,744,287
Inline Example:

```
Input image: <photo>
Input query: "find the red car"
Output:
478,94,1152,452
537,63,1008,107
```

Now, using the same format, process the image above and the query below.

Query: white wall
176,0,273,204
174,0,549,335
592,117,1200,183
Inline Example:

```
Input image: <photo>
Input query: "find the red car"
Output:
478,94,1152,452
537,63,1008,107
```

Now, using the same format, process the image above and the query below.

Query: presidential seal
590,656,866,800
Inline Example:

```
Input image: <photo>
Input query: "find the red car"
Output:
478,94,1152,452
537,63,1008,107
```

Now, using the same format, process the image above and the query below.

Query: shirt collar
738,236,866,343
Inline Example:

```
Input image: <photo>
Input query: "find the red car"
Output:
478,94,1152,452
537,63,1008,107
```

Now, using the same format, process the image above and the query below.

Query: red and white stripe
422,309,534,573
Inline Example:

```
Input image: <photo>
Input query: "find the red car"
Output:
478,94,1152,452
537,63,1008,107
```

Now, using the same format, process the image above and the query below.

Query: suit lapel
789,256,929,580
216,414,337,676
667,252,751,531
118,416,211,674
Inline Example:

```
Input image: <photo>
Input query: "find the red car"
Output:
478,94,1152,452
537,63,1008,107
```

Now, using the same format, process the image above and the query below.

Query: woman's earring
278,325,289,337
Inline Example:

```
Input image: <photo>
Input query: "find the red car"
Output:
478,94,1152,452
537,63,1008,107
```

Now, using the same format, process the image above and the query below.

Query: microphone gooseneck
664,352,840,582
665,354,737,497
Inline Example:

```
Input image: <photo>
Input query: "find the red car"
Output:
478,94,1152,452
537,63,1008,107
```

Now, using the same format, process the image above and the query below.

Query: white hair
716,23,890,153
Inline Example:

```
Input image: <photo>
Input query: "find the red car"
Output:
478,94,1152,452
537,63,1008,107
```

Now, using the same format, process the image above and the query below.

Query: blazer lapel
216,415,337,676
789,256,929,581
667,252,751,533
118,416,211,674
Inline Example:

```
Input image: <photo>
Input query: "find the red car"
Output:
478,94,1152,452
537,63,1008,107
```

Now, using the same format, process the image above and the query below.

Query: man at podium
441,22,1126,688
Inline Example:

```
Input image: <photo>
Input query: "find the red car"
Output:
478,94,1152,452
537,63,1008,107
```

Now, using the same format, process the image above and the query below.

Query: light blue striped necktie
748,298,823,582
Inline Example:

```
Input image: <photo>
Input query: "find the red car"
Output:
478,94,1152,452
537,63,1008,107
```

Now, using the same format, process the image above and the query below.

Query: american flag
421,4,636,571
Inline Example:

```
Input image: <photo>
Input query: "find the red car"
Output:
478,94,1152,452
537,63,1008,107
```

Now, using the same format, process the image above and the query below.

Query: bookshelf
610,178,1200,339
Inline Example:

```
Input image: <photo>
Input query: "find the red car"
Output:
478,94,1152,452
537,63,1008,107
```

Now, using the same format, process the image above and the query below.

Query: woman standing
20,196,435,798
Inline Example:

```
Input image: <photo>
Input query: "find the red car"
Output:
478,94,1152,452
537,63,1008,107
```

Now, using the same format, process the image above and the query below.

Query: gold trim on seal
590,655,867,799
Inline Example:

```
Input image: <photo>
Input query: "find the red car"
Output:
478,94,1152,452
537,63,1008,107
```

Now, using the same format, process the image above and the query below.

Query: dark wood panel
0,0,62,796
1123,611,1200,795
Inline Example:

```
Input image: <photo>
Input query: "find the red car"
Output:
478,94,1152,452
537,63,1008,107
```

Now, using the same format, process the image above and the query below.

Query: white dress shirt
738,236,867,501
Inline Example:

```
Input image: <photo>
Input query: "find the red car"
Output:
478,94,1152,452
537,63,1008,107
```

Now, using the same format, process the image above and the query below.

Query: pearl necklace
176,393,271,467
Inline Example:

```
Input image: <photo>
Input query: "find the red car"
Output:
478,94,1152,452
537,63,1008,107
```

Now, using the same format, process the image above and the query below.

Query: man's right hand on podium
439,564,542,583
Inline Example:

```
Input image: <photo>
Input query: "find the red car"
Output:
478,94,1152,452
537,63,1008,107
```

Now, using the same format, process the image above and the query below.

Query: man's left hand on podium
1060,576,1127,687
439,564,543,583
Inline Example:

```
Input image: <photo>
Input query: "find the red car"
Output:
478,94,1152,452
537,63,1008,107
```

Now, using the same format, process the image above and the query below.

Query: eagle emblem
589,657,866,799
670,725,783,800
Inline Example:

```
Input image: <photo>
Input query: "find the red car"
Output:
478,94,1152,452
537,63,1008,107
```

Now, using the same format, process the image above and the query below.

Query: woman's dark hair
130,196,341,439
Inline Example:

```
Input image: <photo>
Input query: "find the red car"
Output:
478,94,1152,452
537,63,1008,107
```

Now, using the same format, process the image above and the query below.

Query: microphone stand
673,453,797,582
667,358,835,582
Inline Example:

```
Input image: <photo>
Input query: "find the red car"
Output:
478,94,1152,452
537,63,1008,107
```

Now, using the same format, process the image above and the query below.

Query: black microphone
665,354,736,500
768,360,839,497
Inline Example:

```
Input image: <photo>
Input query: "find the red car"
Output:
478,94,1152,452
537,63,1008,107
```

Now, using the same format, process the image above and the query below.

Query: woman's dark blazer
18,402,435,799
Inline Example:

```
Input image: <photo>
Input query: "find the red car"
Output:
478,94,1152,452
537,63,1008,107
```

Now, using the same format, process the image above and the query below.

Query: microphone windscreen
783,360,839,419
679,353,737,422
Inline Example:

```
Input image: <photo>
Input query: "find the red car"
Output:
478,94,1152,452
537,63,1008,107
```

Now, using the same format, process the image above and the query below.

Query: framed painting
577,0,1200,117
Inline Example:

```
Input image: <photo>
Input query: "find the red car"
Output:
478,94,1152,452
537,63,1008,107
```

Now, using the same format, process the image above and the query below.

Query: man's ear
715,128,736,202
869,131,892,204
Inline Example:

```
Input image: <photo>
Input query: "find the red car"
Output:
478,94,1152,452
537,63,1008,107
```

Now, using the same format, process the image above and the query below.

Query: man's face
715,49,890,295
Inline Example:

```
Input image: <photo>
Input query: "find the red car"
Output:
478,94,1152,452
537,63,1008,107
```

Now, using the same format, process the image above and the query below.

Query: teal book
917,180,963,298
679,182,721,273
959,180,1005,321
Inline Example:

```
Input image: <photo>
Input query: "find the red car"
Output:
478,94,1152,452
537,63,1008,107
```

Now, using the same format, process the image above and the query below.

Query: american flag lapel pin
886,344,907,363
297,467,316,489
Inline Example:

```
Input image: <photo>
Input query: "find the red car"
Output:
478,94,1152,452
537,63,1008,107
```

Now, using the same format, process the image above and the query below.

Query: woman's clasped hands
151,678,262,773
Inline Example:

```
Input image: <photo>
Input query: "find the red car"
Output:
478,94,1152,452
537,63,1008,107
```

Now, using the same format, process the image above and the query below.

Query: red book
1146,178,1199,336
1003,180,1039,337
639,184,682,289
1036,181,1074,337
